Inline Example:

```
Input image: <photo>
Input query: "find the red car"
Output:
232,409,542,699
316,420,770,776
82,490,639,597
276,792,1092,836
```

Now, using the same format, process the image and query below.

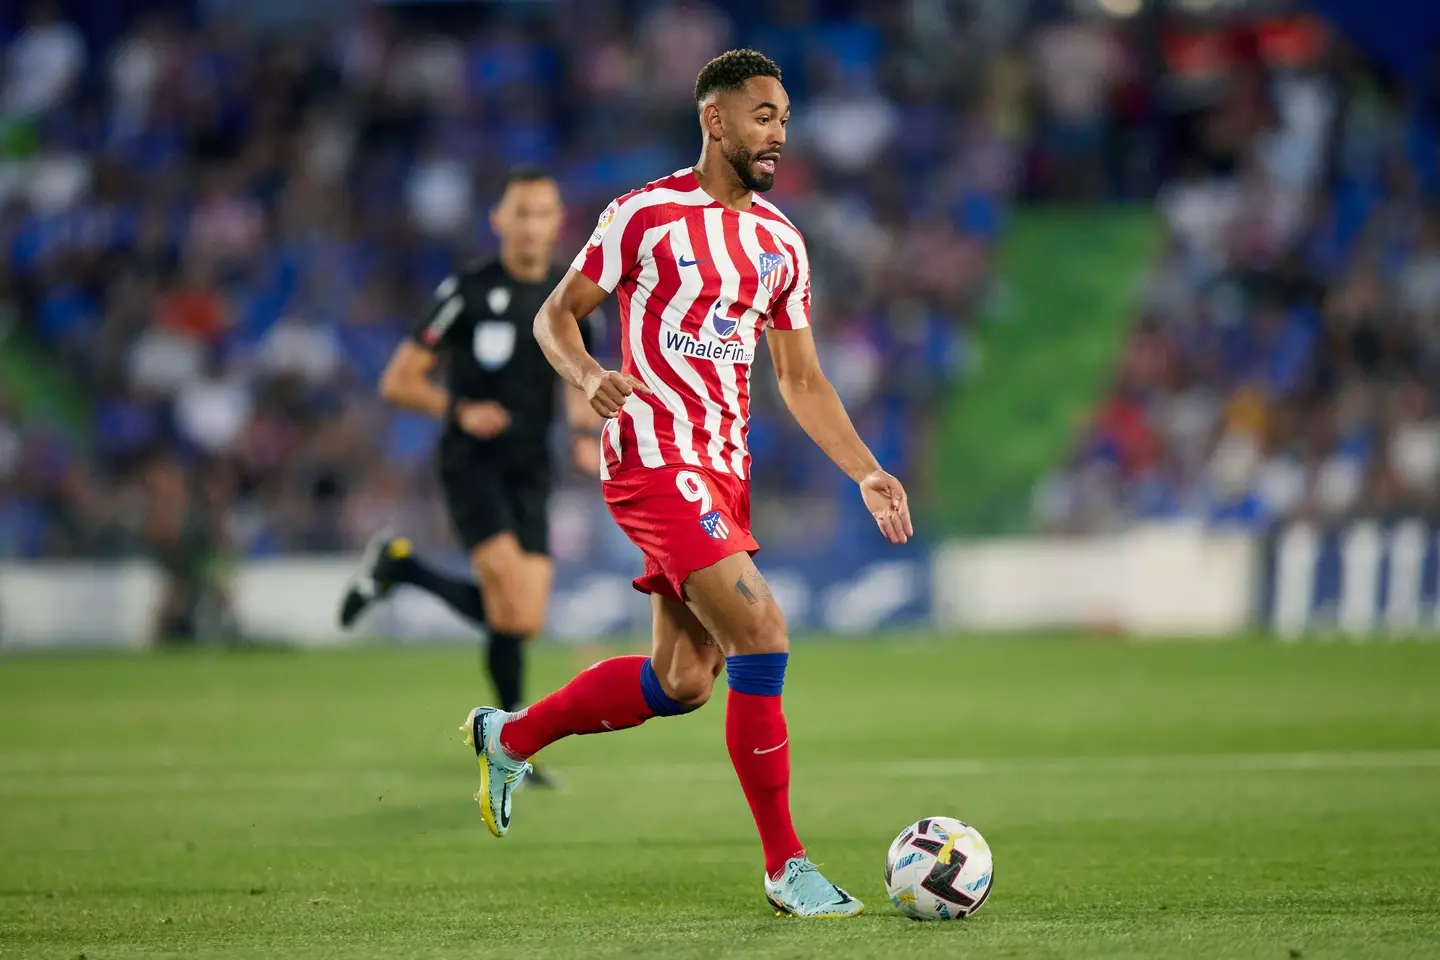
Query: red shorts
603,464,759,602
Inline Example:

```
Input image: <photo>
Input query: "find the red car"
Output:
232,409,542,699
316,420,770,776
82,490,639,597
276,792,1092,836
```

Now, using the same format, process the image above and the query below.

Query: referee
340,168,600,785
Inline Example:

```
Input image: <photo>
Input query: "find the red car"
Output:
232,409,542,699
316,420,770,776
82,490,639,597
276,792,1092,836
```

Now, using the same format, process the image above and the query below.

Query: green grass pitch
2,636,1439,959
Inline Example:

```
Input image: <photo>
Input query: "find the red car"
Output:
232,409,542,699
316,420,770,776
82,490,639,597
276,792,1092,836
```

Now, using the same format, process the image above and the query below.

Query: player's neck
498,249,549,284
693,156,753,211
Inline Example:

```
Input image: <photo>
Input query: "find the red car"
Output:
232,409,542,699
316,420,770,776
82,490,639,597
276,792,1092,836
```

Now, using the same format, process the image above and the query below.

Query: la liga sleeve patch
589,204,617,246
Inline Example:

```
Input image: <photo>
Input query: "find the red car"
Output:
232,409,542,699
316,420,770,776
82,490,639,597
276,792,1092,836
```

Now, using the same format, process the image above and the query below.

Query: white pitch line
883,749,1440,778
608,749,1440,783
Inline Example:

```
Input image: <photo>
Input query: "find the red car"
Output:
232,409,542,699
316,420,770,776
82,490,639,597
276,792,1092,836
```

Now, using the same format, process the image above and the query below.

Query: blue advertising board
1262,520,1440,637
376,546,933,641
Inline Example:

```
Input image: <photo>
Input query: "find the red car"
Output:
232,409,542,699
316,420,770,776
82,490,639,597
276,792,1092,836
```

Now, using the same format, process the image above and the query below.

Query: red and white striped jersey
572,168,810,482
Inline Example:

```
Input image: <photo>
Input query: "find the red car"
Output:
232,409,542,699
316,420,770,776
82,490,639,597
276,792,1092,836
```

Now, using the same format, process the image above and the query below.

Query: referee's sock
384,550,487,628
487,632,525,713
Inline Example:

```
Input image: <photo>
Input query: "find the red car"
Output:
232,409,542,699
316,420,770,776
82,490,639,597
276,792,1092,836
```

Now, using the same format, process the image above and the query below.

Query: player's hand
860,469,913,545
582,369,650,419
573,435,602,476
455,400,511,440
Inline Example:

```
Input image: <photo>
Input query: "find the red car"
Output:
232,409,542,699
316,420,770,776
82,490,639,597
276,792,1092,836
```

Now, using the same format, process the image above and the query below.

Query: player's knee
663,660,717,709
730,602,788,655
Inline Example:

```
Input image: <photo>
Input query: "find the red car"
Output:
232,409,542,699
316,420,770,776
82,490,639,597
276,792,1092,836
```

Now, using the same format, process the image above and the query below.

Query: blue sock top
639,657,695,716
726,652,788,696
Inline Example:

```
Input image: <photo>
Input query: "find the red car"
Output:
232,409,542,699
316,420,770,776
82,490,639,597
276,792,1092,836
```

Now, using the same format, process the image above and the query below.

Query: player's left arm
767,326,913,545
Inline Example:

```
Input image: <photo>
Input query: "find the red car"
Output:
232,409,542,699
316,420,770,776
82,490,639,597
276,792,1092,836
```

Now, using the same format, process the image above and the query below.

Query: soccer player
458,50,912,917
340,168,601,788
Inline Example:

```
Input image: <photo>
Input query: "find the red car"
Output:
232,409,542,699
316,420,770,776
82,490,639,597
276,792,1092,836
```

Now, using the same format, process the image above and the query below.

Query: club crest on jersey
699,509,730,541
486,287,511,314
757,251,787,293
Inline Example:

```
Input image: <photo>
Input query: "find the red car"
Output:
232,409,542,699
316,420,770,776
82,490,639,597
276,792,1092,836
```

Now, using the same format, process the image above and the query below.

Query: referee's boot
338,529,406,628
519,763,563,791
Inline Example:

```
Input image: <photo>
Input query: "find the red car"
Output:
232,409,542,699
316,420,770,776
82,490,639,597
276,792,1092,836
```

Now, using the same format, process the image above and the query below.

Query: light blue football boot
459,706,532,837
764,857,865,918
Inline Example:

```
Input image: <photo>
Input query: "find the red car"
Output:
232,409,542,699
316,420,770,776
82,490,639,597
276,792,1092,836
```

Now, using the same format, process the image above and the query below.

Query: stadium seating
0,0,1005,561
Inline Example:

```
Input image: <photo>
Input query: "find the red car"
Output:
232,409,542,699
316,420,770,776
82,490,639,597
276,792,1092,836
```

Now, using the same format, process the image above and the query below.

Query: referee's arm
561,312,606,473
564,383,604,432
379,341,449,418
379,341,510,440
564,384,604,476
382,277,459,418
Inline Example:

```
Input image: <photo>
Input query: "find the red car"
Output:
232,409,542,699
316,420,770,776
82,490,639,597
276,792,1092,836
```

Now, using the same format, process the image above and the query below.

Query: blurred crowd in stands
4,0,1420,569
1037,10,1440,532
0,0,1026,564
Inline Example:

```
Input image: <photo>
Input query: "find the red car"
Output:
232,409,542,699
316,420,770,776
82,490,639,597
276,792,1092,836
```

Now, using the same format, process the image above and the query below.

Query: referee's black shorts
438,442,551,557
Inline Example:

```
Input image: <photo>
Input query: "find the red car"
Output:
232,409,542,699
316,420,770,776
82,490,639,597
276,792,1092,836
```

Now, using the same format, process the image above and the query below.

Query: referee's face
492,178,564,268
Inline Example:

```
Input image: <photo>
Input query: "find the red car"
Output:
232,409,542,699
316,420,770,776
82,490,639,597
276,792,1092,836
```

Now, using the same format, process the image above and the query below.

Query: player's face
720,77,789,193
491,179,563,262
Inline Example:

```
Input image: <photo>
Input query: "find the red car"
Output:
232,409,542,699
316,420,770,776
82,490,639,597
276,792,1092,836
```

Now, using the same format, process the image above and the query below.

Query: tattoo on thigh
734,570,774,606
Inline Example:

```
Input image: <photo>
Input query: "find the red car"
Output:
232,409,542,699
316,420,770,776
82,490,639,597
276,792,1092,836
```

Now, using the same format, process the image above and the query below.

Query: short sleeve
767,236,811,331
571,197,644,294
411,275,466,351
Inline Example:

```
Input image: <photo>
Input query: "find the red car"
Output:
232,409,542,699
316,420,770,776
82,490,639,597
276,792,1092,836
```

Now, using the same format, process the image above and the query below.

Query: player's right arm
534,198,650,419
534,270,648,419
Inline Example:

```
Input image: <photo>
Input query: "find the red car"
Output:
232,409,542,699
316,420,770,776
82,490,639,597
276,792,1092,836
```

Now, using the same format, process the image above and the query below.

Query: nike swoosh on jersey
677,256,708,267
753,738,788,755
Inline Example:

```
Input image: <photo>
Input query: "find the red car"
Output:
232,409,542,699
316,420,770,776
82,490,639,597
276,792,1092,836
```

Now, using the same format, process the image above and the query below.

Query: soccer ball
884,816,994,921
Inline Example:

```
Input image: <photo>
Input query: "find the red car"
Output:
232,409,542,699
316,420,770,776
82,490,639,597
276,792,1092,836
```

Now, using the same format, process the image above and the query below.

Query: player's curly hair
694,49,782,104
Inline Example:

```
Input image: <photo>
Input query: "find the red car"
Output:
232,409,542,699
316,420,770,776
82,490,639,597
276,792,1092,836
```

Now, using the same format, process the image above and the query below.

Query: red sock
726,690,804,878
499,655,655,759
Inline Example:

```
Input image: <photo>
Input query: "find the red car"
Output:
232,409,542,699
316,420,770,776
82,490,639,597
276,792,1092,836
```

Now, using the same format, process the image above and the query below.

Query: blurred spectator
802,63,897,174
0,395,20,483
1386,380,1440,507
2,0,1222,561
1042,14,1440,534
1030,12,1122,200
175,350,252,456
3,2,85,119
107,14,172,138
640,1,733,106
406,142,473,238
140,455,238,643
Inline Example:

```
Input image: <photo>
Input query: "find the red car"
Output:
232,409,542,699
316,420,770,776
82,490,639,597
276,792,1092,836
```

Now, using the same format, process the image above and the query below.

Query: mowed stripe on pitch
3,749,1440,795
